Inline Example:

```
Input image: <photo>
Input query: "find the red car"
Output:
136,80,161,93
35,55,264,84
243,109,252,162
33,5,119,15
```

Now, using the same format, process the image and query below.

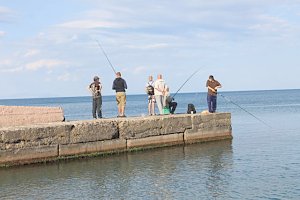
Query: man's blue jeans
207,94,217,113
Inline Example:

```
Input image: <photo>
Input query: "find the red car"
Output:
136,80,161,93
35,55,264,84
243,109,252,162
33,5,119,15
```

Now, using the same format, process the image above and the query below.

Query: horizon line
0,88,299,101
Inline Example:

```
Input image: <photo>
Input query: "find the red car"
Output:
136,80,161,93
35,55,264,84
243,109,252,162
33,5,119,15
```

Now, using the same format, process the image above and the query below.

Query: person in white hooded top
154,74,166,114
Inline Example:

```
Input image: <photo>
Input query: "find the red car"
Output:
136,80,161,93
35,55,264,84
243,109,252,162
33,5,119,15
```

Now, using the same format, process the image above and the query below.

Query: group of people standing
88,72,221,119
145,74,177,116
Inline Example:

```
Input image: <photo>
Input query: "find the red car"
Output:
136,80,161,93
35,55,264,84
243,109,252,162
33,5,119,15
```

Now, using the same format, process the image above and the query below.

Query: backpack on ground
187,104,196,114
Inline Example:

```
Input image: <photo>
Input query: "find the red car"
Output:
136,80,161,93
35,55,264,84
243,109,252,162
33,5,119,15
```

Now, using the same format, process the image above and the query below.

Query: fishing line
218,93,272,129
94,39,117,74
172,69,201,99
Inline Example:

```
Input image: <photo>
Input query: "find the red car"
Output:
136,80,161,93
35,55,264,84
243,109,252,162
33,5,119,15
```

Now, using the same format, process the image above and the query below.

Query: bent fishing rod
94,39,117,74
172,69,201,99
218,93,272,129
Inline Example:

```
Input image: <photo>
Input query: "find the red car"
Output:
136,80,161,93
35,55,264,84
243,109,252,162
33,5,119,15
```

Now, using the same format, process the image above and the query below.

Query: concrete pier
0,113,232,166
0,105,64,127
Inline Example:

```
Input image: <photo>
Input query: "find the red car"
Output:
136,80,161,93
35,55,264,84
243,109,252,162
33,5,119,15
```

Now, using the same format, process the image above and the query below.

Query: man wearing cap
89,76,102,119
112,72,127,117
206,75,222,113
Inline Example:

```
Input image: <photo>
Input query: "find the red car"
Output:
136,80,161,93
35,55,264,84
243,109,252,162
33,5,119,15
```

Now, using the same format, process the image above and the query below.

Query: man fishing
206,75,222,113
164,86,177,114
88,76,102,119
112,72,127,117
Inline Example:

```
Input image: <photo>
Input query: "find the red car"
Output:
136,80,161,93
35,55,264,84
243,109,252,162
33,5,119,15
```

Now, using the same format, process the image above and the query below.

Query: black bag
146,85,154,95
187,103,196,114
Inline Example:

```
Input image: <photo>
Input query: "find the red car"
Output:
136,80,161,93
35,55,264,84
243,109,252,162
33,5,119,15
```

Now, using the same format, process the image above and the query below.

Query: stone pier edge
0,113,232,167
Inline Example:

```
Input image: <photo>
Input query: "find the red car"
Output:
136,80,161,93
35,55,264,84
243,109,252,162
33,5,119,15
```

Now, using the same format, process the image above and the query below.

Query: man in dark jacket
112,72,127,117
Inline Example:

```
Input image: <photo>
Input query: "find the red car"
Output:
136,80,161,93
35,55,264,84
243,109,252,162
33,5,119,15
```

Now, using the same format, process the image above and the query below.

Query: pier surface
0,105,64,127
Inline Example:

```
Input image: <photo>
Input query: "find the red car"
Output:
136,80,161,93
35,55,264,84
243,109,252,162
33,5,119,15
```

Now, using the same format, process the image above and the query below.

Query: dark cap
94,76,100,81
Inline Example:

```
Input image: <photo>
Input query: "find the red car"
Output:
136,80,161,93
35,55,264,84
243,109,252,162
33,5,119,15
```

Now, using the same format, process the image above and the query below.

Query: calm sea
0,90,300,199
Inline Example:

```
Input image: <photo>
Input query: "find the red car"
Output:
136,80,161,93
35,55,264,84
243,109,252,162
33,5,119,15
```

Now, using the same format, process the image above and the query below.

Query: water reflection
0,140,233,199
183,140,233,199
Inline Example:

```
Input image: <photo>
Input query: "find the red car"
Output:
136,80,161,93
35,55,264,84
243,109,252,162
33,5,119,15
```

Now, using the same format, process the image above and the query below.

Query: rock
69,120,118,143
118,117,163,139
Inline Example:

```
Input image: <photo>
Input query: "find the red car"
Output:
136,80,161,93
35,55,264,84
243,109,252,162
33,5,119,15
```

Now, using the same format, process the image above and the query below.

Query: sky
0,0,300,99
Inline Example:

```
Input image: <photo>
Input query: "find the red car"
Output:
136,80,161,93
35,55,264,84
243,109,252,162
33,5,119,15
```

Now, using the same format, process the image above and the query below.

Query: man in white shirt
154,74,166,114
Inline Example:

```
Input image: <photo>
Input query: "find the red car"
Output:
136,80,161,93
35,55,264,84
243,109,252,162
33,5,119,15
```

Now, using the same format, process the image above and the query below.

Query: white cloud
0,59,11,66
0,6,16,22
24,49,40,57
25,59,68,71
34,30,79,44
84,10,115,19
247,14,297,40
132,66,147,75
48,1,290,49
127,43,169,50
57,72,71,81
0,59,23,73
249,15,290,32
58,20,125,29
0,31,5,37
0,6,12,15
0,67,23,73
195,31,224,41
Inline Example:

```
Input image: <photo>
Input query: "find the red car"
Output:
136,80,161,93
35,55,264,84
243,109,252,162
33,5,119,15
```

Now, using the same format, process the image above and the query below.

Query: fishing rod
172,69,201,99
218,93,272,129
94,39,117,74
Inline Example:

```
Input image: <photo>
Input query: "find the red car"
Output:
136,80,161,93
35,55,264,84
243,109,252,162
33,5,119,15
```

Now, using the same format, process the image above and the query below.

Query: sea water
0,90,300,199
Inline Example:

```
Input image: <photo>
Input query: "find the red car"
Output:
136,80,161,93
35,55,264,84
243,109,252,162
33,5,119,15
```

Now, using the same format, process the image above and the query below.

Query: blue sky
0,0,300,99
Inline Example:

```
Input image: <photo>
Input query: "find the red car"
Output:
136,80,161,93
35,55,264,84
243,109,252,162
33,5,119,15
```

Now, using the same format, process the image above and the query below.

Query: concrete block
1,123,73,148
184,129,232,144
162,114,192,135
0,145,58,165
118,117,162,139
0,143,4,150
191,113,224,130
215,112,231,120
127,133,184,149
0,131,3,143
70,120,118,143
0,105,64,128
200,113,215,122
191,113,231,131
59,139,127,156
191,114,202,130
